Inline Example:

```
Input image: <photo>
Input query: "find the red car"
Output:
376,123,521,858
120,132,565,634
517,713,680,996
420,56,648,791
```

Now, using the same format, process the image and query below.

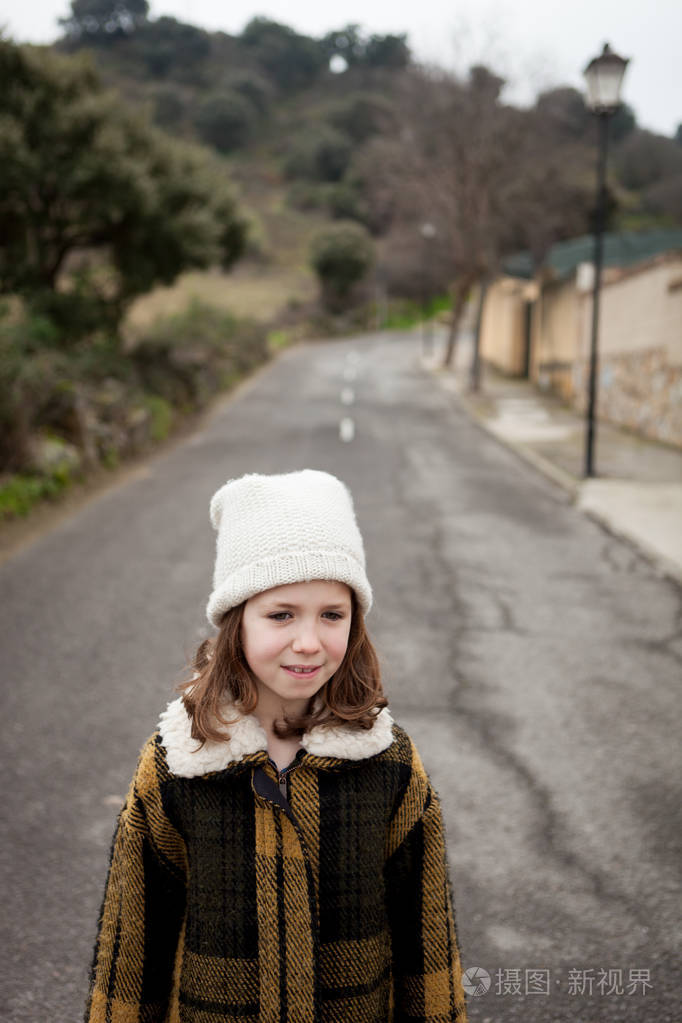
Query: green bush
143,394,173,441
224,72,272,115
131,298,269,407
0,298,271,519
152,84,186,129
286,181,327,211
327,94,394,143
195,90,256,152
283,126,352,183
324,181,369,223
133,16,211,80
240,17,325,92
0,469,71,520
310,222,374,311
0,307,69,471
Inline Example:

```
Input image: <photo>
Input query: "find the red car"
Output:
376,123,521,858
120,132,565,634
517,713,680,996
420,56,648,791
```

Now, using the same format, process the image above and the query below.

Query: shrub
152,84,185,128
240,17,325,92
327,94,394,143
131,298,269,407
283,126,352,183
0,471,71,520
195,90,256,152
224,71,272,115
310,222,374,311
324,181,369,223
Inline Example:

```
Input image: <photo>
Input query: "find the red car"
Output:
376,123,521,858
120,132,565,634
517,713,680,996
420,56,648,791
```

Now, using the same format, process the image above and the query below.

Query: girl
85,469,468,1022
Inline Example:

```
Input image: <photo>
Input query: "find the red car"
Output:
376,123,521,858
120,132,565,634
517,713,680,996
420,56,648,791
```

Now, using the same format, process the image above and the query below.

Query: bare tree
362,62,594,377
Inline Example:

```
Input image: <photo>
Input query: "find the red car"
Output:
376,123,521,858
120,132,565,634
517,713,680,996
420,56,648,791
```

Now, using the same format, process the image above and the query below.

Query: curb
444,379,581,500
460,398,580,500
577,503,682,588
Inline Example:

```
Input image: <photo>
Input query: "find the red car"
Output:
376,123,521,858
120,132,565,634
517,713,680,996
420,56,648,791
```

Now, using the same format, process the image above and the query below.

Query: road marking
341,387,355,405
339,417,355,442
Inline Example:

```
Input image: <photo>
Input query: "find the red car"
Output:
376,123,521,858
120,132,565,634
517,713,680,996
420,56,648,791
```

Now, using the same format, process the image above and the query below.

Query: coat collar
158,695,396,779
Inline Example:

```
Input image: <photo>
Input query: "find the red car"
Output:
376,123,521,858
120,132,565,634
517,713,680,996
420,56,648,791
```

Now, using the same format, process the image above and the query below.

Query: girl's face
241,579,352,709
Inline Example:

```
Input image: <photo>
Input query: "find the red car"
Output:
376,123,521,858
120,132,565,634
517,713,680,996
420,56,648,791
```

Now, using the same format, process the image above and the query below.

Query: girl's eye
268,612,292,621
322,611,343,621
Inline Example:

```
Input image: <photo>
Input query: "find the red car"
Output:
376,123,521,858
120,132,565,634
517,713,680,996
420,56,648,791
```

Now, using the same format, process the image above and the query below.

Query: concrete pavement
422,328,682,586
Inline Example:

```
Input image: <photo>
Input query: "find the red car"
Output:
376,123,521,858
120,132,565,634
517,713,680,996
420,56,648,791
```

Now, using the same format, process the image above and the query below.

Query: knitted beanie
206,469,372,627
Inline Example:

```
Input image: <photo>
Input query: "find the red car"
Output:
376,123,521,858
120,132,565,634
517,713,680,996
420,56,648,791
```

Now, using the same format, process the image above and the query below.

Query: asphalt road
1,331,679,1022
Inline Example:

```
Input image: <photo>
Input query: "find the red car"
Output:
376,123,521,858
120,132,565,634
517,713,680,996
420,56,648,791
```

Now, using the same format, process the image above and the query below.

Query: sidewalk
421,328,682,585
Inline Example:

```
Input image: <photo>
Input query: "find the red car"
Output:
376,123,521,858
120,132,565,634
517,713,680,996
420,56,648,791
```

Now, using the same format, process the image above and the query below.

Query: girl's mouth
282,665,321,678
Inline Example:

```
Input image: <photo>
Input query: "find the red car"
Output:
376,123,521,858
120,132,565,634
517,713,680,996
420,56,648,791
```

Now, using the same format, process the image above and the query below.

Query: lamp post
420,221,437,354
582,43,629,478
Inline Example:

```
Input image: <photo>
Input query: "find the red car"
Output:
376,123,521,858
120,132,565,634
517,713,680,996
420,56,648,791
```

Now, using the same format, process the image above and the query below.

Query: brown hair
178,590,387,746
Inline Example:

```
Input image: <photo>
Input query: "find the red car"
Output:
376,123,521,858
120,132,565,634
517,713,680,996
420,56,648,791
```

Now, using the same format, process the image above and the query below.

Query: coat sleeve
84,733,188,1023
384,738,468,1022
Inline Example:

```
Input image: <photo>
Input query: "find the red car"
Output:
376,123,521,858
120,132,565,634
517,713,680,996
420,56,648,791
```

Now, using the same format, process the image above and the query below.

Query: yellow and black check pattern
85,724,467,1021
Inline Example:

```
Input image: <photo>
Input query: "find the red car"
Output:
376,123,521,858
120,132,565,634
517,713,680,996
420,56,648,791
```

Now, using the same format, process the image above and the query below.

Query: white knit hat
206,469,372,627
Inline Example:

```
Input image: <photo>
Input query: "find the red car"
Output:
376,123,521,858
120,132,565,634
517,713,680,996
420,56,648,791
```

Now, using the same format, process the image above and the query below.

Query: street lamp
420,221,437,354
582,43,629,478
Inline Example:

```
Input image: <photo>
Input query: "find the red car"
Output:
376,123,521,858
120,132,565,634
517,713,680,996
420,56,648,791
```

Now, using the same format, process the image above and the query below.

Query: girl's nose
291,623,321,653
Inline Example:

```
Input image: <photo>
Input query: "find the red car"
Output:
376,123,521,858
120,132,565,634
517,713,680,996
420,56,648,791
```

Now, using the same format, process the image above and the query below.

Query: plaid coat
85,696,468,1022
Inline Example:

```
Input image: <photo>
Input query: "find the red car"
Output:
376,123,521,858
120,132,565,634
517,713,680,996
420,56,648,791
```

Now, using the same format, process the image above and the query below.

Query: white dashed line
339,418,355,442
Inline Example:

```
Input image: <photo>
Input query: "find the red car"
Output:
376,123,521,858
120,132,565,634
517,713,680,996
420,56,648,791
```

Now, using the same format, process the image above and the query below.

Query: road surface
1,331,679,1021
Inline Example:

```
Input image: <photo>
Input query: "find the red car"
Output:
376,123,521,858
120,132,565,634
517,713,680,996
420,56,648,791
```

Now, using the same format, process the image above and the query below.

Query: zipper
267,756,302,801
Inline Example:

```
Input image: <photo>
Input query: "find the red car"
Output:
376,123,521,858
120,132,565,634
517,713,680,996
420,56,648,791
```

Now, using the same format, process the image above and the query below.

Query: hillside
32,5,682,325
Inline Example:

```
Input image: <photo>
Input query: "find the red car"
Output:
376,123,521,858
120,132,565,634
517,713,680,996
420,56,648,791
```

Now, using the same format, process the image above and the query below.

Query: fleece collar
158,695,396,778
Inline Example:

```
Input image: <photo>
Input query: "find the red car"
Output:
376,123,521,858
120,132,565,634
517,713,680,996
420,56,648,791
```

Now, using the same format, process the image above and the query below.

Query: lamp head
583,43,630,114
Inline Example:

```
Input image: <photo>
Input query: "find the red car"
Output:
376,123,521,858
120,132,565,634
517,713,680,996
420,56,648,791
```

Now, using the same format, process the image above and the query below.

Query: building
480,230,682,447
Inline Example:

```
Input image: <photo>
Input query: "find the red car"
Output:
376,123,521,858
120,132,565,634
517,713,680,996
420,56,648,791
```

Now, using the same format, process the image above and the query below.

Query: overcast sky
4,0,681,137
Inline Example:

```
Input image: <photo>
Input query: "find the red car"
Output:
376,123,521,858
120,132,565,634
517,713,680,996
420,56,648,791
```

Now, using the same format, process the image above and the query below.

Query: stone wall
572,346,682,447
572,255,682,448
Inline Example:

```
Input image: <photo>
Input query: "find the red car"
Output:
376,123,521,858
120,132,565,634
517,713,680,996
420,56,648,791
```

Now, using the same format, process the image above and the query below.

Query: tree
151,83,185,129
223,72,273,115
327,93,394,144
310,222,374,311
320,25,410,69
535,86,593,141
283,126,353,182
58,0,149,41
615,128,682,190
320,24,366,66
364,33,410,69
132,17,211,80
0,41,247,339
195,90,256,152
361,64,595,372
240,18,325,91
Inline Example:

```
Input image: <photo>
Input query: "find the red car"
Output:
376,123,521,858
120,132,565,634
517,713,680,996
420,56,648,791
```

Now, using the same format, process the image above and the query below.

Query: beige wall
479,277,527,375
482,254,682,446
578,256,682,365
529,278,581,400
574,255,682,446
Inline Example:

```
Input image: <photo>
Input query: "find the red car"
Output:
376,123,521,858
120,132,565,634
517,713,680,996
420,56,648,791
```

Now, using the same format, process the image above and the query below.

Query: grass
0,467,74,521
125,261,316,330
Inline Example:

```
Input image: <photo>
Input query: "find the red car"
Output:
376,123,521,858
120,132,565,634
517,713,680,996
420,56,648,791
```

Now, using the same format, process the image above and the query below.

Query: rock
26,434,82,477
